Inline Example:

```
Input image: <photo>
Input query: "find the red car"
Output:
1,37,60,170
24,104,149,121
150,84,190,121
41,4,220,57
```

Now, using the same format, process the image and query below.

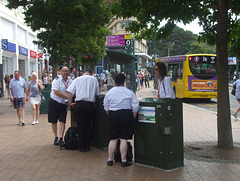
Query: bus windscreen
189,56,216,79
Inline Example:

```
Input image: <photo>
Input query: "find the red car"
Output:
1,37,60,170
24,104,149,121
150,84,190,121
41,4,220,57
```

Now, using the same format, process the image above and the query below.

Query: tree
187,42,216,54
148,26,199,57
112,0,240,149
6,0,112,77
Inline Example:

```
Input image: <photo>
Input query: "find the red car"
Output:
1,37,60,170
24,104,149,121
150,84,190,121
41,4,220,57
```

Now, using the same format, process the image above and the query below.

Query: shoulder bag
38,83,46,103
231,84,236,96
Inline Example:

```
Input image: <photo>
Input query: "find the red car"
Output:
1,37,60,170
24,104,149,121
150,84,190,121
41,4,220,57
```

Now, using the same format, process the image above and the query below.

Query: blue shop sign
19,46,28,56
1,39,8,49
1,39,16,52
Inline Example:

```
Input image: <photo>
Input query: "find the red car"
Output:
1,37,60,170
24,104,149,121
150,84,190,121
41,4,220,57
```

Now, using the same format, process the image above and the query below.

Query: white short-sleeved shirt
103,86,139,113
50,75,73,104
9,78,27,98
233,79,240,100
67,74,100,102
157,76,175,98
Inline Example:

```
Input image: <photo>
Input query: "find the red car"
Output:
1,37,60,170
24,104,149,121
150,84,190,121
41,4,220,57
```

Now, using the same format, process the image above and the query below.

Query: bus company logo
207,81,212,87
203,57,208,62
194,56,200,63
210,60,215,64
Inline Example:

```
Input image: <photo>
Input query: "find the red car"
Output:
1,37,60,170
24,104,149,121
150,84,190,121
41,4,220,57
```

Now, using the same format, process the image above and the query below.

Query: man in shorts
9,71,28,126
48,67,72,146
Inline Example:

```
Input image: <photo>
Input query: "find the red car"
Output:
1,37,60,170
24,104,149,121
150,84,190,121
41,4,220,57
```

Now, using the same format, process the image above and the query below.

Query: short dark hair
155,62,167,77
85,69,92,74
115,73,126,85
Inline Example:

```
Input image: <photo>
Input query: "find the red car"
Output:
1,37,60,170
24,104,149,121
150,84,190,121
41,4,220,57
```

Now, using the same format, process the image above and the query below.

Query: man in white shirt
48,67,73,146
67,69,100,152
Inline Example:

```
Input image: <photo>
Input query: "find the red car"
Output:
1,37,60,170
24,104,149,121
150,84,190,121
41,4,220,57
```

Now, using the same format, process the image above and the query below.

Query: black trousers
75,101,94,150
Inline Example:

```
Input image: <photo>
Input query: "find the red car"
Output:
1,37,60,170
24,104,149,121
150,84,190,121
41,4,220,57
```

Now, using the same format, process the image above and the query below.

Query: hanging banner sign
228,57,237,65
30,50,37,58
107,34,132,46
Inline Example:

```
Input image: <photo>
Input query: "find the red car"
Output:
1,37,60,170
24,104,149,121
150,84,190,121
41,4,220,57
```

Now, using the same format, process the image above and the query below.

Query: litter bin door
40,84,51,114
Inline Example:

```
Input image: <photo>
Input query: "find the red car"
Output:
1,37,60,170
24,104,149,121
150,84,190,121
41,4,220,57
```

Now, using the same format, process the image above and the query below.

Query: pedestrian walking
4,74,10,98
42,73,48,84
138,71,144,89
233,72,240,118
100,70,106,91
144,69,150,88
154,62,175,98
103,73,139,167
8,75,13,106
9,71,28,126
107,71,115,91
67,69,100,152
48,67,73,146
27,72,44,125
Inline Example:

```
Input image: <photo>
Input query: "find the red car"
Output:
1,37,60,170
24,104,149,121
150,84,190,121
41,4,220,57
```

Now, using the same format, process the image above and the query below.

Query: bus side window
167,65,173,79
177,64,183,79
172,66,178,81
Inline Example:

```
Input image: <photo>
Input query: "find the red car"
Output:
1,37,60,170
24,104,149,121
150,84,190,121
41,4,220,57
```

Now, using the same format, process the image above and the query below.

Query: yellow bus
156,54,217,99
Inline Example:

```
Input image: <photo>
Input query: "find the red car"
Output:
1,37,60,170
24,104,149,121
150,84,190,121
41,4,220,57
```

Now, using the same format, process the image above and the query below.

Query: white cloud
177,19,203,35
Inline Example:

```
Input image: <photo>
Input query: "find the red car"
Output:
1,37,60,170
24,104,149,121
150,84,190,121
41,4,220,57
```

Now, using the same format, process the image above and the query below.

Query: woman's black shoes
107,160,132,167
121,161,132,167
107,160,113,166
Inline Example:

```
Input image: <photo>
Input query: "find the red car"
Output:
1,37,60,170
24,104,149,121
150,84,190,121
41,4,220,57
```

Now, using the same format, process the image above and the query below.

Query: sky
177,19,203,35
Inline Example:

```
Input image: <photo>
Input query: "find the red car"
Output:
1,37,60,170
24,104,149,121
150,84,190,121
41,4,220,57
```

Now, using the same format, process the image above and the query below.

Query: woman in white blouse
154,62,175,99
103,73,139,167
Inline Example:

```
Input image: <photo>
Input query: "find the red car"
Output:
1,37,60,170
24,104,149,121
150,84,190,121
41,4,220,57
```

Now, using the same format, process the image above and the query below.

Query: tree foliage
187,41,216,54
111,0,240,149
149,26,196,56
6,0,112,76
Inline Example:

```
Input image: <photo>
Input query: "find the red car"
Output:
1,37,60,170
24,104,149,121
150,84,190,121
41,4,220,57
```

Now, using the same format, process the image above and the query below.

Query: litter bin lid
139,98,173,103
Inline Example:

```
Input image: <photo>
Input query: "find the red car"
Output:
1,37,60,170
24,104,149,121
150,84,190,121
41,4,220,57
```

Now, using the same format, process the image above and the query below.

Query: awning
135,52,152,60
106,50,137,65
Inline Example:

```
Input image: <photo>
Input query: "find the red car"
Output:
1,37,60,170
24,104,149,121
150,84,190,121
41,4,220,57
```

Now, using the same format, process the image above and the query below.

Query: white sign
138,106,155,123
228,57,237,65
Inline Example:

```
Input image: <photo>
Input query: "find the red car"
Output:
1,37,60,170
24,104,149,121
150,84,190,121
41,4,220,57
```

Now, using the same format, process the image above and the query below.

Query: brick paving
1,87,240,181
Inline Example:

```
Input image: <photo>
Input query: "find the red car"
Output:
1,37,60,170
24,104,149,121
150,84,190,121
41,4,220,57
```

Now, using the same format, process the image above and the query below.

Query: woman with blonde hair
27,72,44,125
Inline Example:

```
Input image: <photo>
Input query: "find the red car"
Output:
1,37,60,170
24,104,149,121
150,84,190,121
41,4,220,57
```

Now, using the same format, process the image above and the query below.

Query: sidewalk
0,88,240,181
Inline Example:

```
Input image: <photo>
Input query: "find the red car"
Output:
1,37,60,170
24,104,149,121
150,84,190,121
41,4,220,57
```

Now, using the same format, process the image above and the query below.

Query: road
184,86,238,115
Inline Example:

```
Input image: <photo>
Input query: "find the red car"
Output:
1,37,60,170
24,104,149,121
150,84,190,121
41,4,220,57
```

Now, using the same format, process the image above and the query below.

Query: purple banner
159,56,186,62
107,35,125,46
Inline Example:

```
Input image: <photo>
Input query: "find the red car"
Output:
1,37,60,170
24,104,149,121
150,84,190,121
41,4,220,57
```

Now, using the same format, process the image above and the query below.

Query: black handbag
40,93,46,103
231,84,236,96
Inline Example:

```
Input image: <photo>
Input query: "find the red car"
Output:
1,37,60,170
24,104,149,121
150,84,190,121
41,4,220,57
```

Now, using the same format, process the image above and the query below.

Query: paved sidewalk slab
0,88,240,181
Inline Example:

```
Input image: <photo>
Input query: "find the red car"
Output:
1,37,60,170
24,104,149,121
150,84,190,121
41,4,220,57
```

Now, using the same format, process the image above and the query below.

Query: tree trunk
217,0,233,149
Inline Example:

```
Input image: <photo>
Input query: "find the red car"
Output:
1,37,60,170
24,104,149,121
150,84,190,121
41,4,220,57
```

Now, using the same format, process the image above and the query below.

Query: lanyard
62,79,69,89
157,79,162,98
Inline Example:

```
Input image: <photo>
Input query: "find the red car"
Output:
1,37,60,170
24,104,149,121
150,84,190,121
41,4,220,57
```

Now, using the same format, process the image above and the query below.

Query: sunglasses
154,68,158,71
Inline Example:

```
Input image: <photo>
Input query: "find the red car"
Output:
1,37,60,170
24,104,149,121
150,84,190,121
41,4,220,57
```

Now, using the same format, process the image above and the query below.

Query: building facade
106,16,152,71
0,0,43,96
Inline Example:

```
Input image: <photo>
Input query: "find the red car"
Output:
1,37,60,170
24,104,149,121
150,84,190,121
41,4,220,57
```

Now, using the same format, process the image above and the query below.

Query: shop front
18,45,28,82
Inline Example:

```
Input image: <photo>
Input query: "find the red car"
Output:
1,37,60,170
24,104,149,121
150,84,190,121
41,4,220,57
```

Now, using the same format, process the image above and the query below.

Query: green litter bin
91,94,109,150
40,84,51,114
134,98,183,170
